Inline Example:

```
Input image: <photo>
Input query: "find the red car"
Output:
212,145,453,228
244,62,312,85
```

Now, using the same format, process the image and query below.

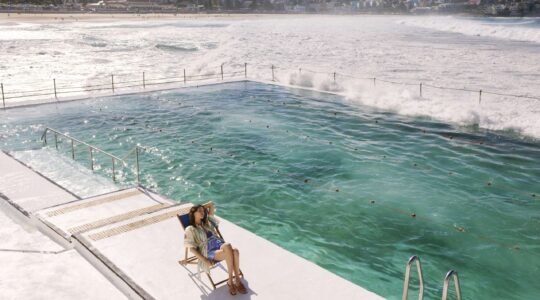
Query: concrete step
35,187,176,241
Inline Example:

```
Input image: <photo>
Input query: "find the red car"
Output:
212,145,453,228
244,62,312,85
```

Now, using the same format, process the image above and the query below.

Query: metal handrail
40,127,142,183
120,144,144,184
402,255,424,300
442,270,462,300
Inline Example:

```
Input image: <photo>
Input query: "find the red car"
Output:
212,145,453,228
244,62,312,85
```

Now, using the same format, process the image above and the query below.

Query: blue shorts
207,236,225,261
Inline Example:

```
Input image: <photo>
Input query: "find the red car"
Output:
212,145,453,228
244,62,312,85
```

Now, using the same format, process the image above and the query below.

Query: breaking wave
399,16,540,44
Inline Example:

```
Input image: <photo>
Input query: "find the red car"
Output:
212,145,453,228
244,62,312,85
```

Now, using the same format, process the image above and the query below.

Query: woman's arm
204,201,215,215
189,247,212,267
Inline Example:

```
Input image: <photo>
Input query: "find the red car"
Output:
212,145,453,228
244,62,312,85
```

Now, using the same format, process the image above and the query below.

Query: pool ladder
40,127,144,184
402,255,462,300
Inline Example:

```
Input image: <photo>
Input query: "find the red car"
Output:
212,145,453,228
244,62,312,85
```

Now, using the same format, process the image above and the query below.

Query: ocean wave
155,41,218,52
2,16,539,140
267,70,540,140
155,43,199,52
399,16,540,44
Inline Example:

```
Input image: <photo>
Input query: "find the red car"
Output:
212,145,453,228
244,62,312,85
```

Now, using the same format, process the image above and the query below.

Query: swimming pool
1,81,539,299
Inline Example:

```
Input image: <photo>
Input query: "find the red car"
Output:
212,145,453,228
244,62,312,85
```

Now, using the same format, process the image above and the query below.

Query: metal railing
442,270,462,300
40,127,143,183
3,62,539,110
267,64,540,103
402,255,424,300
1,64,247,109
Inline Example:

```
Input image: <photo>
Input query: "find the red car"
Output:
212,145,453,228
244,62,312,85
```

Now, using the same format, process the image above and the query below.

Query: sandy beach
0,12,308,23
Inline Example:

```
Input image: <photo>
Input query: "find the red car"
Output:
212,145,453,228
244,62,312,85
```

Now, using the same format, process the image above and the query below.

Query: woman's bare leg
233,248,241,283
213,243,235,285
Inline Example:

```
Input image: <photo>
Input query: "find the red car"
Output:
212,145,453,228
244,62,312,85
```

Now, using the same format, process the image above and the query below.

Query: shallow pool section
1,82,539,299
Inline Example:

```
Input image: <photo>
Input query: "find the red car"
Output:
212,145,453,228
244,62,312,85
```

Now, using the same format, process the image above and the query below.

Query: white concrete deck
0,249,127,300
1,150,385,300
0,151,127,299
78,204,384,300
0,151,79,214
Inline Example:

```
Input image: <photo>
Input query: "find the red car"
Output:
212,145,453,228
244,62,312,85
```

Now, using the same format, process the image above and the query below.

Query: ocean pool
1,81,539,299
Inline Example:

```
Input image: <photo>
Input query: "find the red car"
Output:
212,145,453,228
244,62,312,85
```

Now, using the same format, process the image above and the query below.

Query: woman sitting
184,203,247,295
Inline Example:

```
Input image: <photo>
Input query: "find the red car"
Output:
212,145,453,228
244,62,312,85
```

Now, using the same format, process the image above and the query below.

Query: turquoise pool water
1,82,539,299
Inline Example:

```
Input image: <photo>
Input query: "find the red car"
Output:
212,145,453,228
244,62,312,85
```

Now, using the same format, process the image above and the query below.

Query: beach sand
0,12,306,23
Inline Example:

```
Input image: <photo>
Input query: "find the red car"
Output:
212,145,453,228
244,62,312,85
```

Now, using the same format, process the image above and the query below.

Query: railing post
111,74,115,94
54,133,58,150
420,83,423,98
89,147,94,171
136,147,140,184
183,69,186,85
221,64,224,81
244,63,247,79
71,139,75,159
479,89,482,104
53,78,58,100
1,83,5,110
271,65,275,81
373,77,376,87
112,157,116,182
143,72,146,89
333,72,336,82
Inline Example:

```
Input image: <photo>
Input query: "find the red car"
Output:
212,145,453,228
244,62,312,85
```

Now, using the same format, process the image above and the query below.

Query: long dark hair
188,205,208,227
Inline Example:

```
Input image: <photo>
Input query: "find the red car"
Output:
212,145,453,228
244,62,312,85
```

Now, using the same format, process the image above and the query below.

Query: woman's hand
204,201,215,215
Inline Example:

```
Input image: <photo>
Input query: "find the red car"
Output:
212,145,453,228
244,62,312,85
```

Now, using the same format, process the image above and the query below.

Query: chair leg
206,273,217,289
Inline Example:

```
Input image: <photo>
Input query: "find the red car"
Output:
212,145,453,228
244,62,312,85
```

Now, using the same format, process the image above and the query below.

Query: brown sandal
236,281,247,294
227,282,237,295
